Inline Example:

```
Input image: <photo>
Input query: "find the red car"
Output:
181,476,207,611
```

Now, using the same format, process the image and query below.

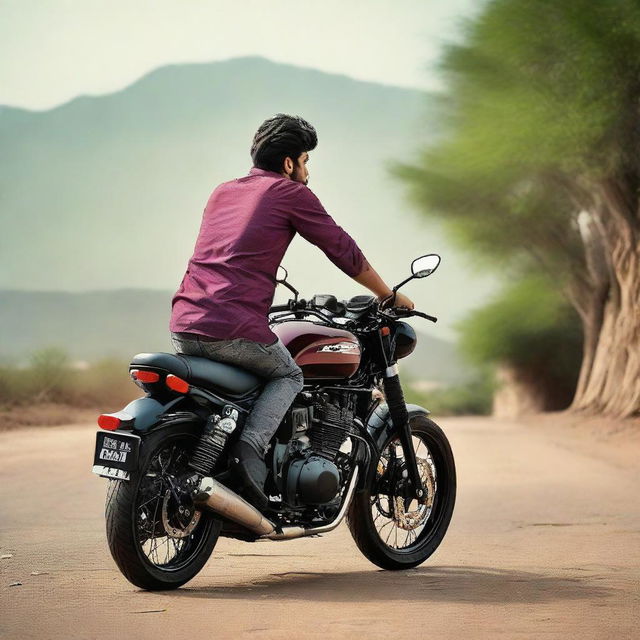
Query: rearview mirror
411,254,441,278
275,264,299,299
276,265,289,283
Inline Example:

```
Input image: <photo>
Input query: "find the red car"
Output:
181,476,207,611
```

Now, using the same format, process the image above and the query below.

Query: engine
274,390,357,507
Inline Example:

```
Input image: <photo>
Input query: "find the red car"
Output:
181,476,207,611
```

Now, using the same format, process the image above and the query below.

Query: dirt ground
0,414,638,639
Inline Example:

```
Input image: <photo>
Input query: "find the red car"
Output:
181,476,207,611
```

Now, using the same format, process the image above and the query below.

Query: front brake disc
392,458,435,530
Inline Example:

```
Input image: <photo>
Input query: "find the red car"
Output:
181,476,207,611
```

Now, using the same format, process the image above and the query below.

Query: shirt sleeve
281,183,367,278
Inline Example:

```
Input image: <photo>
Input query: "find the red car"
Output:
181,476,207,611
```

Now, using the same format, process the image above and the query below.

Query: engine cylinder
310,391,355,459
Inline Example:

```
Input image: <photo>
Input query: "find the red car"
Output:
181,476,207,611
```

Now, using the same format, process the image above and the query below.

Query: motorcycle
91,253,456,590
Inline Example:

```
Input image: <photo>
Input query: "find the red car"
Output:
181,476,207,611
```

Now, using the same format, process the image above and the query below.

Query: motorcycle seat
130,352,263,396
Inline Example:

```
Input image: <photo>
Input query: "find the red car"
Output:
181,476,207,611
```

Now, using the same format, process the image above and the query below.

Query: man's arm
284,183,367,277
283,183,414,308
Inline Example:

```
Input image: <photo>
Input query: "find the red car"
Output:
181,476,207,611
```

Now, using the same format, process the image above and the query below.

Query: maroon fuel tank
272,321,361,380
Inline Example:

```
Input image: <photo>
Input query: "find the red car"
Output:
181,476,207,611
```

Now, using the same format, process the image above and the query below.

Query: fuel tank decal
272,321,362,379
317,342,360,353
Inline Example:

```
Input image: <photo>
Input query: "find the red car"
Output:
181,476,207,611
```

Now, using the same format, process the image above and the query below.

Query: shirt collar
248,166,284,178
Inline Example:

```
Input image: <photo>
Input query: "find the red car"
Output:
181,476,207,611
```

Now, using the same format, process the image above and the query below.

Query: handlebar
269,304,293,313
415,311,438,323
379,306,437,323
269,298,309,314
269,298,437,324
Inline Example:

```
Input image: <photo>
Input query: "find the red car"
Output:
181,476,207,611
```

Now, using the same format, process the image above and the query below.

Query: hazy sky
1,0,480,110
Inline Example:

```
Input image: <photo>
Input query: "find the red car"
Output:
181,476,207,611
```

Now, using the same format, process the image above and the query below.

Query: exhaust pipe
193,476,275,536
192,466,359,540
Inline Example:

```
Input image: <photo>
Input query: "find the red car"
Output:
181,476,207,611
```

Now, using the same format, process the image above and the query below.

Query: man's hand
378,291,415,310
394,292,415,309
352,261,415,310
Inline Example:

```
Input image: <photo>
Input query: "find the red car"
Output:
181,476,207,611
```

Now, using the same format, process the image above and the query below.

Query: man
170,113,414,509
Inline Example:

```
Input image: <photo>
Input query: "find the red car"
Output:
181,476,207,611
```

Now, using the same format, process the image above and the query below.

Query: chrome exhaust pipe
193,466,359,540
193,476,275,536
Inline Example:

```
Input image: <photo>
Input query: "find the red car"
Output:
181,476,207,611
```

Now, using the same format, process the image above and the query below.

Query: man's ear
283,156,294,176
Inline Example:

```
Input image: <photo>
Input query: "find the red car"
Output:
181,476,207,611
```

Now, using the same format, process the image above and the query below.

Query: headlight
392,321,417,360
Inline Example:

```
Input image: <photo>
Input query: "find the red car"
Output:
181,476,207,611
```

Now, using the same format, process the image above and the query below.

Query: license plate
92,430,141,481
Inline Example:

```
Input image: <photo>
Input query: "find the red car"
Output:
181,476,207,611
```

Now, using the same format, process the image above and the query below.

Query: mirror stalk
277,279,299,301
392,274,416,293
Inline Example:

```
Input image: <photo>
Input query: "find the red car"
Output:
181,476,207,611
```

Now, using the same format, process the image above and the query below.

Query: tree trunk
566,212,609,405
569,299,604,406
570,180,640,418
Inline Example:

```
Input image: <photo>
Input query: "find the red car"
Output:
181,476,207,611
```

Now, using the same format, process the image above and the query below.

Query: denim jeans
169,332,304,454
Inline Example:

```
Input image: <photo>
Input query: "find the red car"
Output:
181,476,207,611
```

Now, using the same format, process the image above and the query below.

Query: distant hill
0,289,468,386
0,55,497,340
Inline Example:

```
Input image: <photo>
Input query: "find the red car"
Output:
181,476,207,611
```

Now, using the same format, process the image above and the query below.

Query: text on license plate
92,430,141,479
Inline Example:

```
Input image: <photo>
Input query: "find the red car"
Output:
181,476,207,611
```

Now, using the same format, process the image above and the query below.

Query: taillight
130,369,160,383
98,414,120,430
166,374,189,393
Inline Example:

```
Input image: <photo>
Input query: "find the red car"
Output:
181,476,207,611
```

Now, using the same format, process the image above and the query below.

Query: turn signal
131,369,160,383
380,326,391,336
166,374,190,393
98,414,120,431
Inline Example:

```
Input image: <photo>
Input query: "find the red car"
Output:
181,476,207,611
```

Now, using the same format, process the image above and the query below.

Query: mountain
0,289,468,386
0,56,497,340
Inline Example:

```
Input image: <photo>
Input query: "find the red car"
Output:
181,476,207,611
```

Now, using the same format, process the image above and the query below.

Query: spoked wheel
347,414,456,570
105,424,222,590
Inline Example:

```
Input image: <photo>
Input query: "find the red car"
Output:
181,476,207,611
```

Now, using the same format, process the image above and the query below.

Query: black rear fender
109,395,198,433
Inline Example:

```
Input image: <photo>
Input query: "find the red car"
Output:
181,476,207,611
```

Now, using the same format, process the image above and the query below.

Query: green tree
396,0,640,417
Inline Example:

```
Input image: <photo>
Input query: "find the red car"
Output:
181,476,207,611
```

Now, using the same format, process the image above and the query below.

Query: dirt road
1,416,638,639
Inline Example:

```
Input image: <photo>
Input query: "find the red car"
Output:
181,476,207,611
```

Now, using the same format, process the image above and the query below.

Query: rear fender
111,395,186,433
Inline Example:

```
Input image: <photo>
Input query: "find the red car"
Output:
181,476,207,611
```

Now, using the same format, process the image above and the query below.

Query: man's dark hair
250,114,318,172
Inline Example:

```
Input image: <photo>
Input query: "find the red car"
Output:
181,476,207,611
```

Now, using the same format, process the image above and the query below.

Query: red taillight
131,369,160,383
98,414,120,430
166,374,189,393
380,326,391,336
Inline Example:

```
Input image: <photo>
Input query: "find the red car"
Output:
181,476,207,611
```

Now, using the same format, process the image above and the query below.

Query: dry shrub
0,349,141,411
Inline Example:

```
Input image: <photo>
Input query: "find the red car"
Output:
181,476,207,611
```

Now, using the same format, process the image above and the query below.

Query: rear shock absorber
189,405,240,476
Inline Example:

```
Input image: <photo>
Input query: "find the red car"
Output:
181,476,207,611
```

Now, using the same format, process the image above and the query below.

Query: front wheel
105,423,222,590
347,414,456,570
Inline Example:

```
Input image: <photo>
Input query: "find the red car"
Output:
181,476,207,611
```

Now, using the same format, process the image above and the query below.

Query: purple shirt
169,167,367,344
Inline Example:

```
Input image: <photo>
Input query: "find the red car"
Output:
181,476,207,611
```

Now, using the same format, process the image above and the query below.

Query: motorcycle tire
347,414,456,570
105,423,222,590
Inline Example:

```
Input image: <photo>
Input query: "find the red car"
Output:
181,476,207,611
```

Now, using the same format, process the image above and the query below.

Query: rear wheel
347,414,456,570
105,424,221,590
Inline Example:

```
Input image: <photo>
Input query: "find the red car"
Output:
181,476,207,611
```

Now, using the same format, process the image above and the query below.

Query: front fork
378,329,425,501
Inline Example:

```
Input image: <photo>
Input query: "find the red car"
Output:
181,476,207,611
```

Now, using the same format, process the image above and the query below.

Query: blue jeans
170,332,304,454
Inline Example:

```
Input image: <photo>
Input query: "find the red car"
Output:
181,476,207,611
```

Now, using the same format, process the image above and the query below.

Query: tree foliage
397,0,640,272
396,0,640,417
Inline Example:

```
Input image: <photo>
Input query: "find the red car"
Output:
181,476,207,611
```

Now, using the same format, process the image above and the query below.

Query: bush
0,364,34,405
401,369,494,416
396,275,582,416
71,357,140,408
459,276,582,373
29,347,72,402
457,275,582,408
0,348,140,410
